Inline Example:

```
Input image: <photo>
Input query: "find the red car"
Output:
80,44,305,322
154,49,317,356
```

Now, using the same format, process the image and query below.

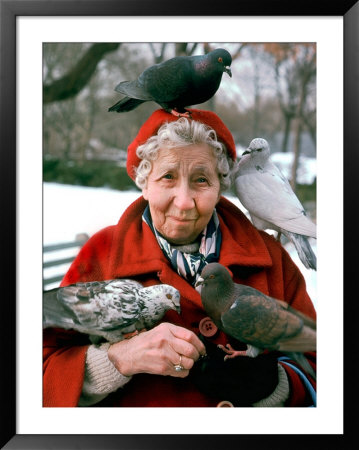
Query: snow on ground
43,182,316,305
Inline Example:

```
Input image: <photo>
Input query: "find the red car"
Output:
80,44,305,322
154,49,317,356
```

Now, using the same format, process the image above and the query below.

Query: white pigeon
43,279,181,343
234,138,317,270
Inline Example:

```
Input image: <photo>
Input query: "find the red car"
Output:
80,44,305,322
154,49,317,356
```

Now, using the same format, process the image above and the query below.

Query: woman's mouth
167,215,197,223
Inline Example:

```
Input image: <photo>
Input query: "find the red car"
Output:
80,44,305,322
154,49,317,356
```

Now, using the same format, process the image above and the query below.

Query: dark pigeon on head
108,48,232,117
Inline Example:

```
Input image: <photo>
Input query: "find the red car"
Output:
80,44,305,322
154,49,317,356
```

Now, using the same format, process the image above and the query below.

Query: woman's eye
196,177,208,184
163,174,174,180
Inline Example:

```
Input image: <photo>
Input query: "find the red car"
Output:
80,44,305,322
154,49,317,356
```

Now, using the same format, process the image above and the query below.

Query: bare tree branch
232,43,248,60
159,43,168,61
175,43,190,56
43,43,121,103
149,43,169,63
188,43,199,55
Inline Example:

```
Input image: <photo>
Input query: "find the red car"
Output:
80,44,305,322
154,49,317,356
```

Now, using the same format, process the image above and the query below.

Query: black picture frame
1,0,358,448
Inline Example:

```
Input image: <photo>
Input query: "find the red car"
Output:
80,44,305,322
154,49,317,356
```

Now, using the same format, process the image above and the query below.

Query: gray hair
134,118,235,192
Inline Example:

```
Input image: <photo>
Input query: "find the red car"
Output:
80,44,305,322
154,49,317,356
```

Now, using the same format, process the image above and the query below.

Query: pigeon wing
275,299,316,330
220,288,304,350
43,287,81,328
235,165,316,237
43,279,144,338
114,79,155,101
143,59,197,103
115,57,193,103
275,324,316,352
271,298,316,351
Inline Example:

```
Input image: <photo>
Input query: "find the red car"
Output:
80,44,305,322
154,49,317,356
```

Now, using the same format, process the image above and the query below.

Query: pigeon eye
209,274,215,279
166,294,173,299
257,148,263,152
218,57,223,63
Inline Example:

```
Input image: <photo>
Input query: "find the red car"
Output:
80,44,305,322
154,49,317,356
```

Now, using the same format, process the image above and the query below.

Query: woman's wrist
79,342,133,406
108,338,136,377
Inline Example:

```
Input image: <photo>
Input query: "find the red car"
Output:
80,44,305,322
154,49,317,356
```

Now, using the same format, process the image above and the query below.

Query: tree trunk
291,85,307,191
290,61,314,191
281,113,292,152
291,119,303,192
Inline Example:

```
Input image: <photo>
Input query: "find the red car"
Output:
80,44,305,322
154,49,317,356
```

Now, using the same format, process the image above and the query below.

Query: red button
199,317,218,337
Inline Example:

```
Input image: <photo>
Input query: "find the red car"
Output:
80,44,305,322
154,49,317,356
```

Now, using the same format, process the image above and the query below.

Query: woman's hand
107,322,206,378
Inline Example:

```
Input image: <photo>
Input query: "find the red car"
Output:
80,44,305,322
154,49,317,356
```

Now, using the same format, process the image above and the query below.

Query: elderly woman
43,109,316,407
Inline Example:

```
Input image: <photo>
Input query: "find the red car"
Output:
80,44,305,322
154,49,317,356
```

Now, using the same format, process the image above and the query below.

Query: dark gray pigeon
196,263,316,377
108,48,232,116
43,279,181,343
234,138,317,270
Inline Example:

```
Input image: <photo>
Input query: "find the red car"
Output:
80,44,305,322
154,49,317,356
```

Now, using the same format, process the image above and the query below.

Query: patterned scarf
142,205,221,287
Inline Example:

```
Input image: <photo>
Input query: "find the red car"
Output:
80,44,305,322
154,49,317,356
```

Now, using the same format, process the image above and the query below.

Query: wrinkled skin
108,322,206,377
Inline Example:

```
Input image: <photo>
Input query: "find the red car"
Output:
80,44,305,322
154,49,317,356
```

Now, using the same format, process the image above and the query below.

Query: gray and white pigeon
108,48,232,116
43,279,181,343
234,137,317,270
196,263,316,377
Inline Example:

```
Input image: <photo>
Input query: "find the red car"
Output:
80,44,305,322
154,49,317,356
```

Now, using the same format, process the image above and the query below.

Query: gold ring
174,355,184,371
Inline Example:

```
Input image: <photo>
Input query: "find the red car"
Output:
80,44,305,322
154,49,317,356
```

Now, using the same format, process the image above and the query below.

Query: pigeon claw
169,109,192,118
123,328,147,340
217,343,248,360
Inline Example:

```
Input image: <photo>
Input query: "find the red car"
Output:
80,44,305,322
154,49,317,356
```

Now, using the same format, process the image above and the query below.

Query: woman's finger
169,353,191,378
166,323,206,356
169,339,201,362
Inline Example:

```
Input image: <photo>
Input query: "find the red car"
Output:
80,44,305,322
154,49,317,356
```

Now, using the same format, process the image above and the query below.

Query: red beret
126,108,237,180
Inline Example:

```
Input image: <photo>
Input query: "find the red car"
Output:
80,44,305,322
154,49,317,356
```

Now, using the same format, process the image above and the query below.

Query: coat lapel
106,195,273,308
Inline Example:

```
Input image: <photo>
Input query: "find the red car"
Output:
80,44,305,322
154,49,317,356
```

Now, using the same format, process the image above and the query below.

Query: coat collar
216,196,273,269
104,195,273,310
108,195,273,281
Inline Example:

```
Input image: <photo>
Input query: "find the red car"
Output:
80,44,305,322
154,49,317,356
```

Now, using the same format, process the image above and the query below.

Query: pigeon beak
195,277,204,288
242,149,251,156
224,66,232,77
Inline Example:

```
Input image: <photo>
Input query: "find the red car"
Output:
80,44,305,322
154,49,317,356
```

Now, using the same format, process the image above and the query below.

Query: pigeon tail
43,288,78,328
108,97,146,113
286,232,317,271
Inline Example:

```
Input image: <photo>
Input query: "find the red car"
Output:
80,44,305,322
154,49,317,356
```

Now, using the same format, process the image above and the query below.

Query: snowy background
43,170,317,306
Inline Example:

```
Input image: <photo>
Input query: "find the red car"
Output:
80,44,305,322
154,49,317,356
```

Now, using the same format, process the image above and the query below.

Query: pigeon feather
43,279,181,343
196,263,316,378
234,138,317,270
108,48,232,115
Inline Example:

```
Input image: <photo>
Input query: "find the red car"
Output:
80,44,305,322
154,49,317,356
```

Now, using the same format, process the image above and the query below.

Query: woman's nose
173,182,195,211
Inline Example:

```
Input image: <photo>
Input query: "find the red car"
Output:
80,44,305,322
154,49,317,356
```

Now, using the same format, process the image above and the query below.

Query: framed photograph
1,0,357,448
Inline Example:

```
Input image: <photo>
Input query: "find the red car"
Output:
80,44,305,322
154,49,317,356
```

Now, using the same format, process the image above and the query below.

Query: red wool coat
43,196,316,407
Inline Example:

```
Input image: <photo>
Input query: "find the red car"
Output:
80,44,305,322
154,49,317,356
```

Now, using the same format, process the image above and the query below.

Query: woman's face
142,144,221,245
